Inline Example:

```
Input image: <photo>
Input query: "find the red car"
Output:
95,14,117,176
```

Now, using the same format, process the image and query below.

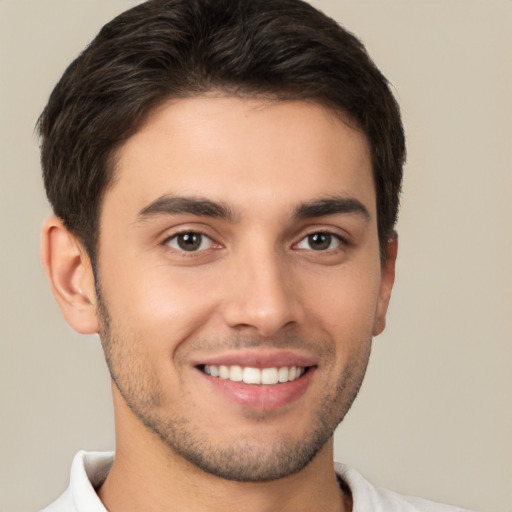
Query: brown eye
296,232,342,251
166,232,212,252
308,233,331,250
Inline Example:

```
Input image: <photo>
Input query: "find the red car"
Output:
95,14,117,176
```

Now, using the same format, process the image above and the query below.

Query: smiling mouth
200,365,308,385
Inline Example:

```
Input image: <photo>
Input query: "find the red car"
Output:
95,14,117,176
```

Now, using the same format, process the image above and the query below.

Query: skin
42,96,397,512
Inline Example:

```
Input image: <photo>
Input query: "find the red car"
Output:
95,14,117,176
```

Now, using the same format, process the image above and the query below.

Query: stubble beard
96,291,371,482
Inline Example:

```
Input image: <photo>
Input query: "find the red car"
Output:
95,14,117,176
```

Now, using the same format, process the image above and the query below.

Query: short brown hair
38,0,405,261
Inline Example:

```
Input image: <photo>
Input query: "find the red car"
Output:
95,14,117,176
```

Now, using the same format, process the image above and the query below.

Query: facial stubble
96,288,372,482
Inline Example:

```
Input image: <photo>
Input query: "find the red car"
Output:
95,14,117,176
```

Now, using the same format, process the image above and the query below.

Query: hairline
85,90,390,271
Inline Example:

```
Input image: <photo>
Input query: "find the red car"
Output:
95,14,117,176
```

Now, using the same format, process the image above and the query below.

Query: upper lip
191,350,318,369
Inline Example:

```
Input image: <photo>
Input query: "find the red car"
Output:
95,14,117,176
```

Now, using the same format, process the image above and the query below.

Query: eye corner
294,231,346,252
164,231,216,253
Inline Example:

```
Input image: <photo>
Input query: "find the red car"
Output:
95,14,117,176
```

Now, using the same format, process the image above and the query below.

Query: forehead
105,96,375,222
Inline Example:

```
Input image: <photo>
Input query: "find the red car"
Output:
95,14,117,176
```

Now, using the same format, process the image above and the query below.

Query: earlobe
41,216,99,335
372,236,398,336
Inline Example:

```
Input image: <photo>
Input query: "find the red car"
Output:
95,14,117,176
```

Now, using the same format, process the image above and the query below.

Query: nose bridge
221,237,300,337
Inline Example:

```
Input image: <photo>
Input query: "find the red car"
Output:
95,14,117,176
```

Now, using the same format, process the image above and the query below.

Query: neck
98,388,351,512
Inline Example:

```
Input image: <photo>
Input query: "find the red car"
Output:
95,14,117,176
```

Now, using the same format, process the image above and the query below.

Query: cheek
303,260,382,341
107,264,220,343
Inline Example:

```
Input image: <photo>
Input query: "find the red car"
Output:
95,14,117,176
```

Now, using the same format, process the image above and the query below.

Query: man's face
95,96,395,481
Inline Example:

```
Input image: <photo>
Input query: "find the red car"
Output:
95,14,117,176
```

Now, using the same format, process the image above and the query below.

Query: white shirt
40,451,476,512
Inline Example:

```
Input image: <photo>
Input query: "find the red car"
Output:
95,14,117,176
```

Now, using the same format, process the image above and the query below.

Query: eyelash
163,231,217,253
162,229,347,255
294,231,346,252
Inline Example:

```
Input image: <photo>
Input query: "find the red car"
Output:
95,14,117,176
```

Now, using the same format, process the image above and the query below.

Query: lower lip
197,368,315,411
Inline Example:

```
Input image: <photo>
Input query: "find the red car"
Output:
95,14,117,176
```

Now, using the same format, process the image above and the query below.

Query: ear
372,236,398,336
41,216,99,334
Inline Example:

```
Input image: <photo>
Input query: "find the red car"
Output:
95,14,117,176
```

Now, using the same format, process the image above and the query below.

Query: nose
220,246,303,338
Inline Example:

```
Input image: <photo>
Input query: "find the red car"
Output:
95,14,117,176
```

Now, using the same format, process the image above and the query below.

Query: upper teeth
203,365,305,385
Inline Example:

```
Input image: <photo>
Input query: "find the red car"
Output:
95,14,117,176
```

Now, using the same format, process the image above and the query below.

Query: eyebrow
293,196,371,222
136,194,370,224
137,195,237,222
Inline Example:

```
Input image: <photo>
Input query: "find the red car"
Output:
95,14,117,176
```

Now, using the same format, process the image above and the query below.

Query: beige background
1,1,511,511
